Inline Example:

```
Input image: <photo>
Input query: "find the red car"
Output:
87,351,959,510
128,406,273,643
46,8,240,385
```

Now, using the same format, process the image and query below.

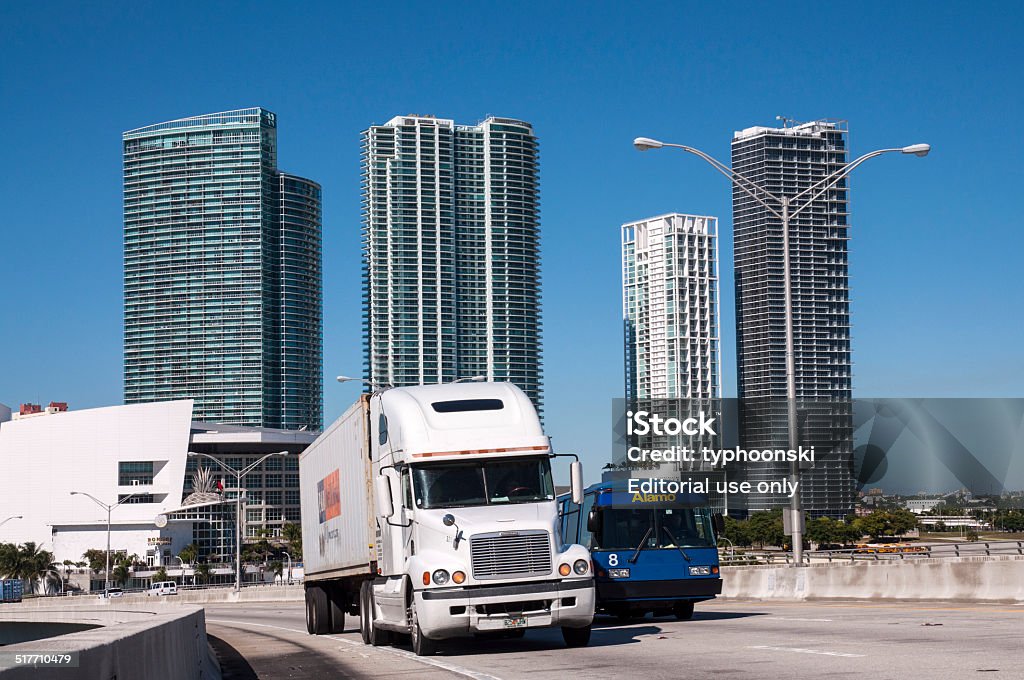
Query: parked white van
146,581,178,596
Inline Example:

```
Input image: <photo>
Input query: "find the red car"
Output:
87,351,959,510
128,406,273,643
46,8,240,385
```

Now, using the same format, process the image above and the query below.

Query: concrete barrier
7,584,303,609
0,606,220,680
722,555,1024,602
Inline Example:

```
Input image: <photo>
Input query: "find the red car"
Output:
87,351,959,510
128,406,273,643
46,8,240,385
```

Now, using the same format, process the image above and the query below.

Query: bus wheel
674,601,695,620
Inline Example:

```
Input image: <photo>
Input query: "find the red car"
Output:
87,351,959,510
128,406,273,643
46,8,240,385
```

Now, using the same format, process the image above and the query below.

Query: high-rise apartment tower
362,115,542,407
123,108,322,430
731,119,854,518
623,213,720,401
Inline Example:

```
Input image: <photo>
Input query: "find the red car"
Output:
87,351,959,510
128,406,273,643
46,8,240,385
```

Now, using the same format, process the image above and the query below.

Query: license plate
608,568,631,578
689,566,711,576
503,616,527,628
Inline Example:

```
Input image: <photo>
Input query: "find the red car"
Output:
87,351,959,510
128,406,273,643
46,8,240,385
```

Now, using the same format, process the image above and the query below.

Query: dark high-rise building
362,115,542,407
731,120,854,518
123,108,322,430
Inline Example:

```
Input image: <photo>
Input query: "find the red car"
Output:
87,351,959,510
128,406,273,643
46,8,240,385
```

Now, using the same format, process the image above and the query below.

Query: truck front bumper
414,578,595,639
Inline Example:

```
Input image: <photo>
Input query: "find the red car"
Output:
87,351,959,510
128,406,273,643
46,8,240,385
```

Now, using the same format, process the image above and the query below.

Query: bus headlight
432,569,450,585
573,559,589,575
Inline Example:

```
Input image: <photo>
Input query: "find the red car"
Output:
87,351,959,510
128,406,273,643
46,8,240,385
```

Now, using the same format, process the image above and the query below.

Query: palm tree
0,543,18,578
112,563,131,588
194,563,212,585
178,543,200,566
269,560,283,583
17,542,57,594
152,567,169,583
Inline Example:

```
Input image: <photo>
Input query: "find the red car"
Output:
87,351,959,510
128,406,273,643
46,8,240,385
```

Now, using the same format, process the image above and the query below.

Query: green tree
152,567,169,583
194,563,212,585
0,543,18,578
722,517,752,547
17,542,56,594
269,560,284,582
112,563,131,588
965,528,980,542
747,510,785,549
178,543,200,566
888,509,918,536
282,522,302,559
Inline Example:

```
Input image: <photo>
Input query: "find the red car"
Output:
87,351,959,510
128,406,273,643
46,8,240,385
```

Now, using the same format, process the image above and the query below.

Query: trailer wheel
561,623,592,648
328,584,347,633
306,585,330,635
674,601,695,620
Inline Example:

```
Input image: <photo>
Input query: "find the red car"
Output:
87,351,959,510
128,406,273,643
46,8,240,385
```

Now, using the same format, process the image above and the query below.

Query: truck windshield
597,507,715,551
412,457,554,509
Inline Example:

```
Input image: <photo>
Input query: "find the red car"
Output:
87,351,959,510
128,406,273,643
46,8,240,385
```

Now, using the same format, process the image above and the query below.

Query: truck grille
470,530,552,580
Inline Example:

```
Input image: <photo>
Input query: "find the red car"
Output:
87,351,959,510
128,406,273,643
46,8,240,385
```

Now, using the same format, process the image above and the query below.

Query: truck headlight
432,569,450,585
573,559,589,575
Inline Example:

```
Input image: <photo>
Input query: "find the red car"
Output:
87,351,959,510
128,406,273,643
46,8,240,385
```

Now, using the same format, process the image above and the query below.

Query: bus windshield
597,506,715,551
411,457,555,509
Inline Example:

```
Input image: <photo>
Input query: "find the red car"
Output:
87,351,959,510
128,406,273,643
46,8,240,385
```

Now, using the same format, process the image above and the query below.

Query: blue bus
558,478,723,620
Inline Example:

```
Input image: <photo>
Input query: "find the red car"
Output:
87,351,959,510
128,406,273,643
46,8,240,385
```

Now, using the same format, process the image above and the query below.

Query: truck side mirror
712,512,726,535
570,461,584,505
374,475,394,519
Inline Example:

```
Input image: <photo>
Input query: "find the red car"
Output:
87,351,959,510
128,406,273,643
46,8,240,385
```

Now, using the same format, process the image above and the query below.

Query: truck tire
409,600,437,656
674,601,695,620
305,585,330,635
328,584,346,633
361,581,391,647
561,623,592,648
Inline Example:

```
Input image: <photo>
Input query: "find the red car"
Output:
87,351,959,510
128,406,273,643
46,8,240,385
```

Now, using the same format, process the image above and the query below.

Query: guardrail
719,540,1024,566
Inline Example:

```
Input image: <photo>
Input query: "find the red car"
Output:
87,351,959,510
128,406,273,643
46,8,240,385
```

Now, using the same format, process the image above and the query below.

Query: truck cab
364,382,595,655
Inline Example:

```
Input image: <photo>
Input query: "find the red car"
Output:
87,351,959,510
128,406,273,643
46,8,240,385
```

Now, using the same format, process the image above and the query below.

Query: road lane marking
748,645,863,658
770,617,833,622
207,618,504,680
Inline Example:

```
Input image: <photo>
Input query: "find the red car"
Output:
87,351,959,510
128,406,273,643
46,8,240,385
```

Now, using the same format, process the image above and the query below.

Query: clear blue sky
2,2,1022,484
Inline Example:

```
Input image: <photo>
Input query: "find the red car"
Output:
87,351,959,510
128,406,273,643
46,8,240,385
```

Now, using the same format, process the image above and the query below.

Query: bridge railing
719,540,1024,565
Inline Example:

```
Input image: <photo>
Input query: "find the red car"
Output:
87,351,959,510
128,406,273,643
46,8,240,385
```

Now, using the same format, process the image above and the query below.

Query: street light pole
0,515,23,530
69,491,137,596
188,451,288,592
634,135,929,565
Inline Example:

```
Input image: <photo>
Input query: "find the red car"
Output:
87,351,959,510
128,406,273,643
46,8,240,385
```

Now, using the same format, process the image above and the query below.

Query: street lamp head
633,137,664,151
901,143,930,157
336,375,358,383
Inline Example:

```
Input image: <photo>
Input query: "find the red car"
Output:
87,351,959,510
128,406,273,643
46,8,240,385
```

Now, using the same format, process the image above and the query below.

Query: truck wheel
561,623,592,648
674,601,695,620
306,585,330,635
359,581,372,644
328,585,346,633
409,601,437,656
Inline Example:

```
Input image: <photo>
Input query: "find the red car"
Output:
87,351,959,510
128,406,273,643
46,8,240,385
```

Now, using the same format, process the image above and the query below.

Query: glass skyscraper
361,115,542,407
123,108,322,430
731,119,854,518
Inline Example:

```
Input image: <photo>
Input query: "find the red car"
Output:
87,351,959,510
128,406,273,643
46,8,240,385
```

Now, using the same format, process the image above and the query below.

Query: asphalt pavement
205,598,1024,679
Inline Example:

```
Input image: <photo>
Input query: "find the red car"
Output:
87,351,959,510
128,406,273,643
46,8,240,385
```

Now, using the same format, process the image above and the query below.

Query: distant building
622,213,720,400
731,120,855,519
12,401,68,420
0,400,315,589
906,498,943,514
362,114,542,407
123,108,323,431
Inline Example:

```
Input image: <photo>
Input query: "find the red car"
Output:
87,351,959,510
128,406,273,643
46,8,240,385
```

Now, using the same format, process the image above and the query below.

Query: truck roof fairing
377,382,550,461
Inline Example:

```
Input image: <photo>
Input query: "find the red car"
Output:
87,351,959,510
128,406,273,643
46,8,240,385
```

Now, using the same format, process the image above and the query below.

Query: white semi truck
299,381,595,655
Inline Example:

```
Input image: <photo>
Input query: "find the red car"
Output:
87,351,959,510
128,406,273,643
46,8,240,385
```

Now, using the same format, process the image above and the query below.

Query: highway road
205,598,1024,679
